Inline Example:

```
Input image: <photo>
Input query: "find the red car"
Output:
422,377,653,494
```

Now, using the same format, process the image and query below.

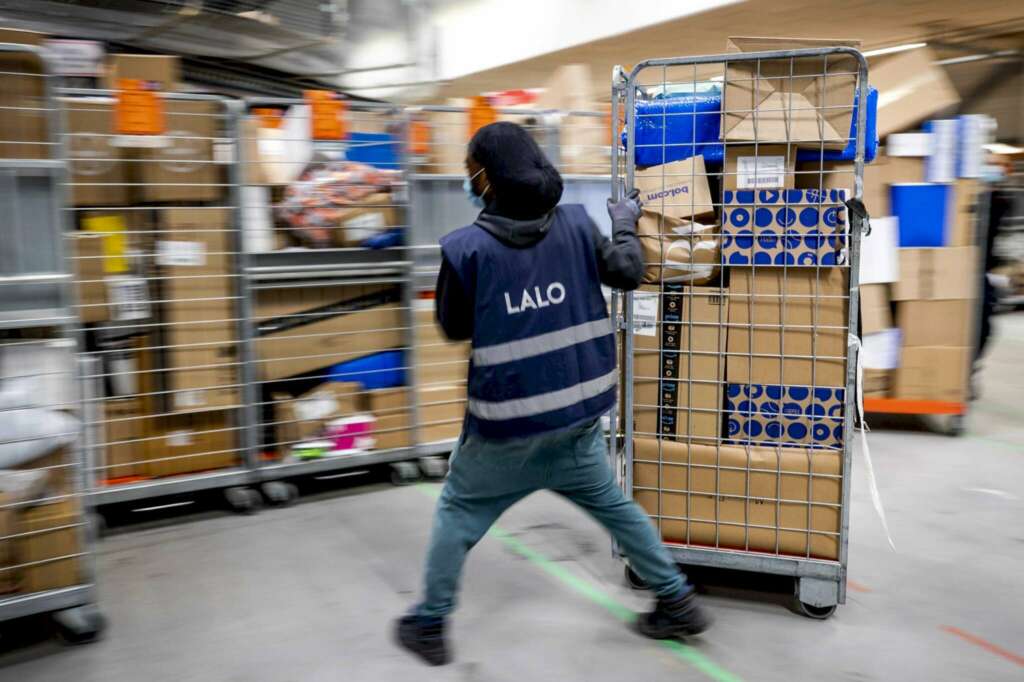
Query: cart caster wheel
390,461,421,486
261,481,298,506
86,512,106,541
624,565,648,590
793,599,837,619
946,415,965,437
54,604,106,644
225,486,261,513
418,456,448,480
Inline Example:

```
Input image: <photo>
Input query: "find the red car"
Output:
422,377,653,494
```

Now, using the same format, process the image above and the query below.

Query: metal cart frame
610,46,870,617
0,43,104,640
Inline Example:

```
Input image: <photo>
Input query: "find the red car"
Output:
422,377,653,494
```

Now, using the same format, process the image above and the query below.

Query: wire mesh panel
62,88,252,503
0,40,100,629
615,44,868,611
240,96,427,476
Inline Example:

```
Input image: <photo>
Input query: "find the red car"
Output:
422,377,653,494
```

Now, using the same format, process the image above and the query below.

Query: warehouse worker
395,122,709,666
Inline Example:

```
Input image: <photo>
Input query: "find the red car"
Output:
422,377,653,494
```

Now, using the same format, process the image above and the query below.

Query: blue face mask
463,168,487,208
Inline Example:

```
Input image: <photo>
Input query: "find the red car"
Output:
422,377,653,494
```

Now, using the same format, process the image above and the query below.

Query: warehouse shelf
0,585,96,623
89,467,255,506
245,248,411,282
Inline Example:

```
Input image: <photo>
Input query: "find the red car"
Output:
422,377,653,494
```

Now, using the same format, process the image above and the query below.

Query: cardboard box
372,413,413,450
892,247,977,301
330,193,400,247
422,102,469,174
949,180,980,247
419,384,466,442
894,346,969,403
634,156,715,220
725,383,845,450
149,410,238,477
104,54,179,90
256,289,404,381
859,154,925,217
13,500,81,594
859,284,892,334
632,286,728,442
897,299,973,348
637,211,720,285
102,397,151,480
415,305,469,387
724,37,859,146
364,387,410,416
135,100,224,202
72,233,109,323
63,97,131,206
868,47,959,138
0,38,48,159
863,368,893,398
727,268,848,386
632,438,841,559
721,188,848,267
272,381,363,451
723,144,796,190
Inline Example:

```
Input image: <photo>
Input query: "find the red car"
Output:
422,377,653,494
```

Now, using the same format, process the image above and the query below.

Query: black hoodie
435,122,643,340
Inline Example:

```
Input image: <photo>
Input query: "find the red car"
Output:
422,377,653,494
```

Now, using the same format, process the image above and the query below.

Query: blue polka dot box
721,188,849,267
725,383,846,450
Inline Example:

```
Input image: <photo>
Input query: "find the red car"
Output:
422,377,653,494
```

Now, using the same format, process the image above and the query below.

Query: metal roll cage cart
0,43,104,641
611,46,869,618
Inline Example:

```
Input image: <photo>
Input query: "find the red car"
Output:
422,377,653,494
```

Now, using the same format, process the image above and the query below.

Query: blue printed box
721,189,848,266
725,383,846,450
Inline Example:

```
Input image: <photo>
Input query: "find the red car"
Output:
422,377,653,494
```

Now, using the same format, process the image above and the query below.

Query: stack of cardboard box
891,247,977,402
414,300,468,443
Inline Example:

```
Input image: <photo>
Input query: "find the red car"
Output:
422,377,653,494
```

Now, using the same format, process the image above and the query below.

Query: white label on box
926,119,958,183
737,155,786,189
45,39,105,77
887,133,932,157
213,139,235,164
862,329,902,370
294,392,339,423
166,430,194,447
344,212,387,230
632,291,658,337
415,298,434,311
157,240,207,267
106,276,150,321
112,135,169,149
174,390,206,409
860,216,900,285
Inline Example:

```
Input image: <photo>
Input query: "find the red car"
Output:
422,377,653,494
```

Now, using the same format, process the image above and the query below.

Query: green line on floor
415,483,742,682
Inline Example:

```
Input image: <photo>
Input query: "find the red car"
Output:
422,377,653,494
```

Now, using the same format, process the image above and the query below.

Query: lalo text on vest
504,282,567,315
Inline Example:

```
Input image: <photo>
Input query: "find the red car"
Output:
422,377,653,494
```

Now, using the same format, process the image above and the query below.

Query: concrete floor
2,314,1023,681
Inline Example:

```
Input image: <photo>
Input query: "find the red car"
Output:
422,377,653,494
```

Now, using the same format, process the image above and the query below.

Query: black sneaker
636,592,711,639
394,614,451,666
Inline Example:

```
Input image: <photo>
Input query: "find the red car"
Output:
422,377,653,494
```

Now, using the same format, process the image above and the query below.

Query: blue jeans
415,418,689,618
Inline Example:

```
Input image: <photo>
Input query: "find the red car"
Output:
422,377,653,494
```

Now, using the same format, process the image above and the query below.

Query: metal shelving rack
610,46,870,617
0,43,104,641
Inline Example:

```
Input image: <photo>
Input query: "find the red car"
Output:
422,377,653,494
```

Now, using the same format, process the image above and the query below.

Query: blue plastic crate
890,183,951,247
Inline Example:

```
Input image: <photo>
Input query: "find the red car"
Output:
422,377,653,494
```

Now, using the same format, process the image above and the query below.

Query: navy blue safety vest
440,204,617,439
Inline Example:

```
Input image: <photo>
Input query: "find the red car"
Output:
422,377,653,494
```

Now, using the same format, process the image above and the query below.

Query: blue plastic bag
328,350,406,390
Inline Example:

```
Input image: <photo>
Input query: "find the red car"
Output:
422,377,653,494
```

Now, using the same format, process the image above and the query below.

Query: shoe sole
394,623,451,666
635,619,710,640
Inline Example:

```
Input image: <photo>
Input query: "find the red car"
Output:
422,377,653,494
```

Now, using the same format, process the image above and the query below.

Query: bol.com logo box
721,189,848,267
725,383,845,450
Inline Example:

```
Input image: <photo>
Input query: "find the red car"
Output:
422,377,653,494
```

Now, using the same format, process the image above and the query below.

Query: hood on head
469,121,563,221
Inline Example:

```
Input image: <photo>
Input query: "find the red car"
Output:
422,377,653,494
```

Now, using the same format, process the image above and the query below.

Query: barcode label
106,276,150,321
157,240,206,267
737,155,786,189
632,291,658,337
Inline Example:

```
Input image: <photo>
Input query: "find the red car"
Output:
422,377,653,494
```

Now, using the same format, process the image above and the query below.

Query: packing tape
850,333,896,551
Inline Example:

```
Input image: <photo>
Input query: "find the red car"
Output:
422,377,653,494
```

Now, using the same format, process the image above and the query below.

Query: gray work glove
606,189,643,233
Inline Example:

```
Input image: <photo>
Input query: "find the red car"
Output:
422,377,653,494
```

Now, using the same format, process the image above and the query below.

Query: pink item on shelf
325,414,376,451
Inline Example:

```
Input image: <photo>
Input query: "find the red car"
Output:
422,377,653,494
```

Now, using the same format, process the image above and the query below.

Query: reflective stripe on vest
471,317,614,367
467,368,618,421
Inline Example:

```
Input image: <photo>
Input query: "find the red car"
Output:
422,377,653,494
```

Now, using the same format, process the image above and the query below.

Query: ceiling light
862,42,927,58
